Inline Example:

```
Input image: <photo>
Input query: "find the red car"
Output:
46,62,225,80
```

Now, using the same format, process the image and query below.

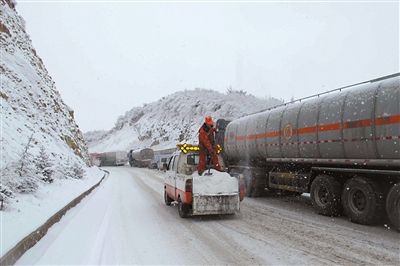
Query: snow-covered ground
16,167,400,265
1,167,104,257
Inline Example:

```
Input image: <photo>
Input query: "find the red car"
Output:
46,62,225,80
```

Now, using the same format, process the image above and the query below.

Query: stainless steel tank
132,148,154,161
224,75,400,168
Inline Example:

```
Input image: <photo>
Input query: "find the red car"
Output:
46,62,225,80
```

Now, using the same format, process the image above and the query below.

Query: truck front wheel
310,175,342,216
164,189,173,206
386,182,400,231
342,177,384,225
178,200,190,218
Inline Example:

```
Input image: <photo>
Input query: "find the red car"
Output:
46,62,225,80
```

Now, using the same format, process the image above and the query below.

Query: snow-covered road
17,167,399,265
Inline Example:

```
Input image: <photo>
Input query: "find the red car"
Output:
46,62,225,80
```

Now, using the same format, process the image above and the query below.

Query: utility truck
164,144,245,218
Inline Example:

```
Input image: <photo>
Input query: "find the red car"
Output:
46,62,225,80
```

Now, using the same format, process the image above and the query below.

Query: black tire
164,189,172,206
342,177,384,225
310,175,342,216
178,200,190,218
386,183,400,231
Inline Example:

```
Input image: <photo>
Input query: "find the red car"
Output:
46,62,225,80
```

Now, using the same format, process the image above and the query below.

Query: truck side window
167,156,174,170
172,155,179,172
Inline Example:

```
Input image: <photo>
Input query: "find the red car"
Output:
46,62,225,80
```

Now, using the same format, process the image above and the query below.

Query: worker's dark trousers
198,149,221,174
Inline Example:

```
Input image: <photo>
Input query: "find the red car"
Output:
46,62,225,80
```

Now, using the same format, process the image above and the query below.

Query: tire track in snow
126,167,263,265
234,198,399,265
122,167,400,265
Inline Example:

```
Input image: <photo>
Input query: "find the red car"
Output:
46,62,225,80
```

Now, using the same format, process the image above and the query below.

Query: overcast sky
17,0,399,132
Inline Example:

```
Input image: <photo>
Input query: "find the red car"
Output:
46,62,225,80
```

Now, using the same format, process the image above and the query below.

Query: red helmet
205,116,214,126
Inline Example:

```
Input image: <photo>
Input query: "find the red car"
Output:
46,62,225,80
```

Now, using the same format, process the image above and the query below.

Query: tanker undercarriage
229,164,399,230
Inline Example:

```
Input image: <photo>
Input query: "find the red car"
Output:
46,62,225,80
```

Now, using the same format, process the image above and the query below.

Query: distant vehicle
89,153,102,167
157,156,169,170
164,144,245,218
216,73,400,230
98,151,128,166
153,148,176,170
128,148,154,168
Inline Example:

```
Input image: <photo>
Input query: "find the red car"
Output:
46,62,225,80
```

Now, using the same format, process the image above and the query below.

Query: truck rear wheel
310,175,342,216
342,177,384,225
178,200,190,218
386,183,400,231
164,189,172,206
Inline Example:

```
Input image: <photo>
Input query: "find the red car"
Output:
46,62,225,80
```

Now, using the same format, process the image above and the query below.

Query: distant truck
164,144,245,218
128,148,154,168
89,153,102,167
153,148,176,170
98,151,127,166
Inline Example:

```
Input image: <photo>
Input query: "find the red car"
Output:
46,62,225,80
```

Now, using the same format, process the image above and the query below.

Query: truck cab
164,144,245,218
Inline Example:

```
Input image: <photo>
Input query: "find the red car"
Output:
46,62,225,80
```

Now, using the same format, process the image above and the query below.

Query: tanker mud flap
192,194,240,215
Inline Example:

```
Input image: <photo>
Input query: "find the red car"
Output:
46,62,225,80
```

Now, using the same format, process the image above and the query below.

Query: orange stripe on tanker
233,115,400,141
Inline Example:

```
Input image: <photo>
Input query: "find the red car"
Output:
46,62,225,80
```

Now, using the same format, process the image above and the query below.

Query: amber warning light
177,143,222,154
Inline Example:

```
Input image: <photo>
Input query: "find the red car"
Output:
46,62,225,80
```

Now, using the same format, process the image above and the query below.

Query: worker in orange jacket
198,116,221,175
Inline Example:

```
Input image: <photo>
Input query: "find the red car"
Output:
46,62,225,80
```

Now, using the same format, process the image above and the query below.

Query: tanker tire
178,200,190,218
164,189,172,206
386,183,400,231
310,175,342,216
342,177,384,225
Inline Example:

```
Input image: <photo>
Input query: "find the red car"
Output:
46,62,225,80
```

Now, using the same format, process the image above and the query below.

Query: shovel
204,155,212,176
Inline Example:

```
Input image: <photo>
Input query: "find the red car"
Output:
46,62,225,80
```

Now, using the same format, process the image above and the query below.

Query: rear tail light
185,179,192,193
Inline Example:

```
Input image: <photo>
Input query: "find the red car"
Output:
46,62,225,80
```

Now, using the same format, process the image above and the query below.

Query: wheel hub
351,190,367,212
317,186,329,205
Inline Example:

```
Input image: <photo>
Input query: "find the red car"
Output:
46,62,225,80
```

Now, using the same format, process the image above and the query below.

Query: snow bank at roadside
192,170,238,195
0,167,105,257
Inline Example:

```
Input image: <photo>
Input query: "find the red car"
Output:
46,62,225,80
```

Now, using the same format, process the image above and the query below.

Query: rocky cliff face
1,1,90,200
85,89,282,153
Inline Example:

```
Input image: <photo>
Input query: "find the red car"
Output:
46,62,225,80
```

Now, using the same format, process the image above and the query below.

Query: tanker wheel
386,182,400,231
310,175,342,216
164,189,172,206
178,200,190,218
342,177,384,225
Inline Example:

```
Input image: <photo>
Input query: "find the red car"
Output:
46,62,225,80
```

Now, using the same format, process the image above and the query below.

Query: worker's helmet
205,116,214,126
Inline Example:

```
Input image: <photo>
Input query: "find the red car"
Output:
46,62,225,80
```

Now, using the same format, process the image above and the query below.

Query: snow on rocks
192,169,238,195
1,167,104,257
0,1,90,204
85,89,283,153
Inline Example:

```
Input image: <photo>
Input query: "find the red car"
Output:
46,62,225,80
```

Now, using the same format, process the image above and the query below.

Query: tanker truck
216,73,400,230
128,148,155,168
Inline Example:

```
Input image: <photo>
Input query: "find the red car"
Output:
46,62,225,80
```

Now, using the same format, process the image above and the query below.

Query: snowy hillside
0,1,93,204
86,89,282,153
